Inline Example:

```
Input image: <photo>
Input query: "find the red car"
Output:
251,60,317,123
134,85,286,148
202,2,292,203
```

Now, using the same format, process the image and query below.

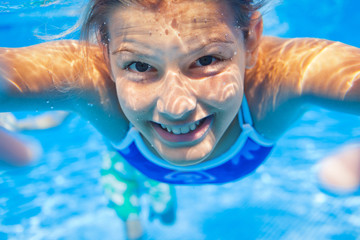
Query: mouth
151,115,214,144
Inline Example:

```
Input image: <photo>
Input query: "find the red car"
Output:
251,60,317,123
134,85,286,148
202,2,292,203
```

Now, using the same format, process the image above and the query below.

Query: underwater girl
0,0,360,186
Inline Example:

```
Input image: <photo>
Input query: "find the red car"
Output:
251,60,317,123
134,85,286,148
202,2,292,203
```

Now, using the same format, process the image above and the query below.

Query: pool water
1,1,360,239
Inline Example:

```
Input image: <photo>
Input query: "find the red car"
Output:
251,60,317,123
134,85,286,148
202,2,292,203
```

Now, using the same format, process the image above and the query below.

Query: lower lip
152,116,213,143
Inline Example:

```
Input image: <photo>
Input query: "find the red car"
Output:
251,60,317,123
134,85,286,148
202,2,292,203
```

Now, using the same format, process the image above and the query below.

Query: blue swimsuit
113,96,274,185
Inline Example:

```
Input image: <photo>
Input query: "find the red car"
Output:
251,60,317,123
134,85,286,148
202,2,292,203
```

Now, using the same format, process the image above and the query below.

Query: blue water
1,1,360,239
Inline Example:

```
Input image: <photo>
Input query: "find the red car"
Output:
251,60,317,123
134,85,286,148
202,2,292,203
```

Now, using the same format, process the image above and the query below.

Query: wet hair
81,0,267,46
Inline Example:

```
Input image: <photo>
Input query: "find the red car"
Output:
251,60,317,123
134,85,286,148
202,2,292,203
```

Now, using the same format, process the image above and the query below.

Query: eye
192,55,219,68
126,61,154,73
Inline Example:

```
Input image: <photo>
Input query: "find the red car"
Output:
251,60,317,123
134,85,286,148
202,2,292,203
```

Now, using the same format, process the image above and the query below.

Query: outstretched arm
298,39,360,113
245,36,360,139
0,41,129,142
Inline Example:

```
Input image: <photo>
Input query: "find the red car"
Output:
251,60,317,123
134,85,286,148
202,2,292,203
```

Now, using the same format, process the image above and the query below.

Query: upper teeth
160,120,201,135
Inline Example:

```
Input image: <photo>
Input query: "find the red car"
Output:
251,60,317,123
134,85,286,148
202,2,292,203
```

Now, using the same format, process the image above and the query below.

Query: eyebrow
112,36,235,56
111,43,159,56
188,37,235,51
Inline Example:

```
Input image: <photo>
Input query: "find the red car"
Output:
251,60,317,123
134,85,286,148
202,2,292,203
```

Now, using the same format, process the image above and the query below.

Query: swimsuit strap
238,95,274,146
238,94,253,127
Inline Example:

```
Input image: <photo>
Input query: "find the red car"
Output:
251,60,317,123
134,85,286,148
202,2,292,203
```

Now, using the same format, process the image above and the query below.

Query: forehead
108,0,236,42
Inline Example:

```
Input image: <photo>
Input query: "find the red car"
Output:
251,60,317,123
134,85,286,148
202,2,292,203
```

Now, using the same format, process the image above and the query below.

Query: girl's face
108,0,257,166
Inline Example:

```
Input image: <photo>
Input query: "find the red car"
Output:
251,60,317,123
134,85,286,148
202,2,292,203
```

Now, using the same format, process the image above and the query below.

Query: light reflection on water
1,111,360,239
1,0,360,239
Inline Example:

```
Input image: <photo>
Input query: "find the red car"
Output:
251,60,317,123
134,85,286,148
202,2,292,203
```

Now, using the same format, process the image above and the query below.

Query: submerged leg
101,151,144,240
146,179,177,225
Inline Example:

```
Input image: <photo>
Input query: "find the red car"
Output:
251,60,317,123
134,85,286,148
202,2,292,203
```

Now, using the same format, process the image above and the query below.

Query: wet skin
107,1,253,165
1,0,360,167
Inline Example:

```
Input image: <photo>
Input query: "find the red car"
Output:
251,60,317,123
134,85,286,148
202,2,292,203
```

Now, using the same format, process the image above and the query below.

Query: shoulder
245,36,359,140
244,36,327,139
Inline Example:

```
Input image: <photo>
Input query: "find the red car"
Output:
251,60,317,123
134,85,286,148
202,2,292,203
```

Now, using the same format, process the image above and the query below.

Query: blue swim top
112,95,274,185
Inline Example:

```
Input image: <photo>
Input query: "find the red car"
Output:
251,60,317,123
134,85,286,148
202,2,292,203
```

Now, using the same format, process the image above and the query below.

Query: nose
156,71,197,120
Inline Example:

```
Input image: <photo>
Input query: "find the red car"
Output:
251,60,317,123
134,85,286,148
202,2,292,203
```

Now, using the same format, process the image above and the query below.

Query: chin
155,137,216,167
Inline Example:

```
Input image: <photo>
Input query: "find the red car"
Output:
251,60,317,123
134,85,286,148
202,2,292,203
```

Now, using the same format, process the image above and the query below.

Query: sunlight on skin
0,0,360,166
108,1,246,165
0,41,89,99
0,41,129,142
301,42,360,98
245,37,360,139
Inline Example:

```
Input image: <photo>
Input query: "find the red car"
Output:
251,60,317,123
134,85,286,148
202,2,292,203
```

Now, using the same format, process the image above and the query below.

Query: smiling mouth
151,115,214,143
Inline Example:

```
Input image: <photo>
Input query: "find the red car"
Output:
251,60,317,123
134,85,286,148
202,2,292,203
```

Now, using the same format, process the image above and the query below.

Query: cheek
195,71,244,107
115,79,159,112
109,57,156,112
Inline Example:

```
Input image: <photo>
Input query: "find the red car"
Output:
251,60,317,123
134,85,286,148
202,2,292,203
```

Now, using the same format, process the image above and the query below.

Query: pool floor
1,108,360,240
